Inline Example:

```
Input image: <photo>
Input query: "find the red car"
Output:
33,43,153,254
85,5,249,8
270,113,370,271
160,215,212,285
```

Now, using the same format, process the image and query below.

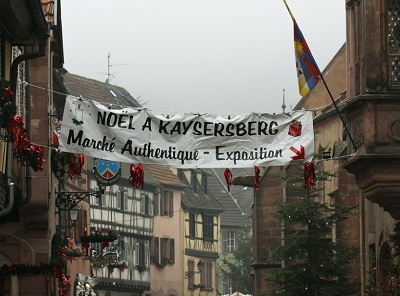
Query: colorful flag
284,0,321,97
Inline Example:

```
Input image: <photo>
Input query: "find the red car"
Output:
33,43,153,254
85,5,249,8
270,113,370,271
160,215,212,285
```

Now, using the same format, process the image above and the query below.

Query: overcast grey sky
60,0,345,115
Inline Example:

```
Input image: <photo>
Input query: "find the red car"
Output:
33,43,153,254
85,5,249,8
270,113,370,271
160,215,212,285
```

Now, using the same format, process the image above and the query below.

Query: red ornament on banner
254,166,260,190
288,120,302,137
303,162,316,190
224,169,233,192
129,164,144,189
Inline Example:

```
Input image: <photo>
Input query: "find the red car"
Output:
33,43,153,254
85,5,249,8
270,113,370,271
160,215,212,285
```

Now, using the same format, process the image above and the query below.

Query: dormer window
177,169,184,181
191,171,198,194
201,173,208,195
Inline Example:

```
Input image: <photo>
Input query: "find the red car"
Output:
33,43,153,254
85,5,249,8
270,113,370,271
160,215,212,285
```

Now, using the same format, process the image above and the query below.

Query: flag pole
318,74,358,152
282,0,358,152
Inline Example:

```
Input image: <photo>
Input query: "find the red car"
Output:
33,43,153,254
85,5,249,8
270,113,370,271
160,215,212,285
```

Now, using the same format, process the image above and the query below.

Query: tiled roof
145,165,186,189
204,168,251,226
55,69,141,107
179,170,225,213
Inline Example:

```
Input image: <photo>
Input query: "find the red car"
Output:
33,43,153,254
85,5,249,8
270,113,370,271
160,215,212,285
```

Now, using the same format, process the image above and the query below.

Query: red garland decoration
7,114,45,172
129,164,144,189
224,169,233,192
69,154,84,178
303,162,316,190
81,242,90,257
57,247,70,296
0,87,17,130
102,241,109,250
254,166,260,190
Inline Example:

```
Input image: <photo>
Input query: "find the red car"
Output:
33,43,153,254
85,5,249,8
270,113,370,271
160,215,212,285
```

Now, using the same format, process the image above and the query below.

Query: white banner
58,96,314,168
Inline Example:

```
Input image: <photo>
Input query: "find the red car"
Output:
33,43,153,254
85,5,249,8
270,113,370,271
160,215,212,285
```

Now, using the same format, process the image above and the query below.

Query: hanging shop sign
58,96,314,168
93,159,121,186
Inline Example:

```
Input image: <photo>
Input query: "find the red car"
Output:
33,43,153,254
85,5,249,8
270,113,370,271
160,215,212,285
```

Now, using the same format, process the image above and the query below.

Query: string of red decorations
224,168,233,192
303,162,316,190
69,153,84,178
0,88,45,172
254,166,260,191
129,163,144,189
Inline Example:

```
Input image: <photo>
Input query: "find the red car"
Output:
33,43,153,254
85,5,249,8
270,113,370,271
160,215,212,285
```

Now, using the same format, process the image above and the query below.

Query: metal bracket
55,190,101,212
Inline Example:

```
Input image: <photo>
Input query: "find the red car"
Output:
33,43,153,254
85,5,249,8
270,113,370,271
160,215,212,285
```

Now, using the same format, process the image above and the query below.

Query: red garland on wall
0,88,44,172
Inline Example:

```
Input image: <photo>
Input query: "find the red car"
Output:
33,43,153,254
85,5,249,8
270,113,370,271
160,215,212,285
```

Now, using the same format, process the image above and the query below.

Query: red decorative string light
129,163,144,189
224,168,233,192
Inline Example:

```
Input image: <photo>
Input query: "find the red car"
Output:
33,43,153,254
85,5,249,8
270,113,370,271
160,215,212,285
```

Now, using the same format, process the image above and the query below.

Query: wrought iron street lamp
185,260,204,279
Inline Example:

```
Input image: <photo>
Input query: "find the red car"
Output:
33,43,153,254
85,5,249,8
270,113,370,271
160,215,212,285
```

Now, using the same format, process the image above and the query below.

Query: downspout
0,0,50,216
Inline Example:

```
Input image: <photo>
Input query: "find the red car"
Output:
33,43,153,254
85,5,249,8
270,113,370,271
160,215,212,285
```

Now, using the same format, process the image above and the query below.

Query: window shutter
188,260,195,287
161,238,166,259
169,191,174,217
145,243,149,267
170,238,175,263
222,230,228,253
154,237,160,262
154,192,159,215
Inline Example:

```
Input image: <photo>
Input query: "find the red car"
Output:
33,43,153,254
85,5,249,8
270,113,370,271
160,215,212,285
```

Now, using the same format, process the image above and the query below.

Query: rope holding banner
224,169,233,192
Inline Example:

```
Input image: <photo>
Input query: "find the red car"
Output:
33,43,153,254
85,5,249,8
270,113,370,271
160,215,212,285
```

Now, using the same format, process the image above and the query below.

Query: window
93,186,99,206
117,240,126,261
222,230,236,253
227,231,236,253
202,214,214,241
12,46,27,122
135,242,148,267
101,193,107,207
161,238,167,261
189,213,196,237
200,261,213,289
161,190,173,216
160,238,175,264
177,169,184,181
152,237,175,265
116,190,122,210
140,193,150,215
191,171,198,193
